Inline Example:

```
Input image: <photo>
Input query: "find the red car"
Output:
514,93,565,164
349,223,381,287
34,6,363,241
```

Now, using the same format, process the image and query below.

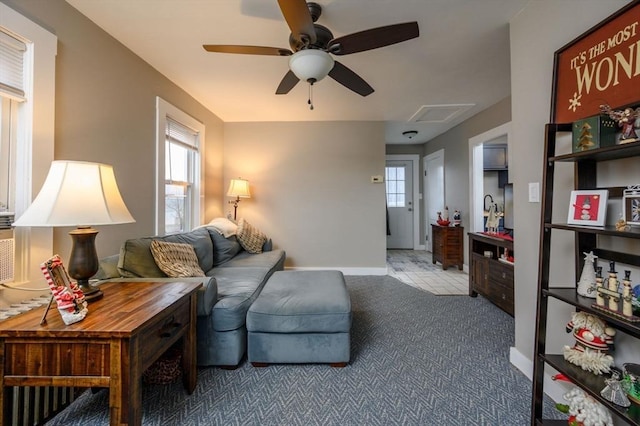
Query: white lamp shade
13,160,135,227
288,49,335,83
227,178,251,198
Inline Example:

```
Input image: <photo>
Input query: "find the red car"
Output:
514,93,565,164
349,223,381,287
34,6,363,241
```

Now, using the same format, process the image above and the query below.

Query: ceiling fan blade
328,61,374,97
277,0,316,45
328,22,419,55
203,45,292,56
276,70,300,94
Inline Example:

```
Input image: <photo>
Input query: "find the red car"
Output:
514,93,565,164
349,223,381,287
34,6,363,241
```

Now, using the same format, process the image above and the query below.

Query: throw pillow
150,240,205,278
236,218,267,254
206,217,238,237
207,230,242,266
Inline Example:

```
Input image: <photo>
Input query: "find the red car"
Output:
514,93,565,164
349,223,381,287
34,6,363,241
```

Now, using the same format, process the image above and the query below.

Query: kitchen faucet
484,194,494,211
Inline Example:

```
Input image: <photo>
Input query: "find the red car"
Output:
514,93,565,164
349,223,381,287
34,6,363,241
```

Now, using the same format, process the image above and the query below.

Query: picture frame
567,190,608,227
551,2,640,124
623,185,640,226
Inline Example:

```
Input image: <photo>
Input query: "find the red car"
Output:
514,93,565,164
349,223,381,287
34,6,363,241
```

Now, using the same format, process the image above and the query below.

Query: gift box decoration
572,114,617,152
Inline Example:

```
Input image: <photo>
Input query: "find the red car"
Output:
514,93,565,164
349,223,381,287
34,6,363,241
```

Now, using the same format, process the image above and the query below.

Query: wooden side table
431,224,464,270
0,280,202,426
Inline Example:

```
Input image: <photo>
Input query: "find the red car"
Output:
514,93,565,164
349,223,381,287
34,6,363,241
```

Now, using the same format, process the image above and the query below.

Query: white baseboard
285,266,388,276
509,346,569,404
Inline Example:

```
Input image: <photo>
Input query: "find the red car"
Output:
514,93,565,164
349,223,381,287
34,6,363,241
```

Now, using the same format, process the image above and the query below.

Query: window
156,97,204,235
0,30,26,213
0,4,57,286
385,166,406,207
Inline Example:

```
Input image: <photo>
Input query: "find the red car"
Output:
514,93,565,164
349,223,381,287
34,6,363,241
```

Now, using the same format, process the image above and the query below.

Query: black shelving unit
531,123,640,425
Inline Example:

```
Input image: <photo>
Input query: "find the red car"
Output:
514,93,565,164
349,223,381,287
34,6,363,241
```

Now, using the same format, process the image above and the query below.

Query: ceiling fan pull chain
308,82,314,110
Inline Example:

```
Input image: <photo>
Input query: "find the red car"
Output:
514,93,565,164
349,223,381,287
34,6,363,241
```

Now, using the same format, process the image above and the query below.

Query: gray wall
510,0,639,379
224,121,387,271
1,0,225,260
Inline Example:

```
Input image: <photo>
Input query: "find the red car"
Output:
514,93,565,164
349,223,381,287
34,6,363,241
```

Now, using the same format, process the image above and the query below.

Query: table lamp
227,178,251,220
12,160,135,302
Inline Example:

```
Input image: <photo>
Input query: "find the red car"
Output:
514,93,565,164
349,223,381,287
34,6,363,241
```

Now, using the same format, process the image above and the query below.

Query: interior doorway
468,122,512,232
385,155,420,249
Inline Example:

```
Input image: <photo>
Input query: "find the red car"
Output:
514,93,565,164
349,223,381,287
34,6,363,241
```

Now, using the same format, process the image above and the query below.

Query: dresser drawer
138,299,190,370
489,263,513,287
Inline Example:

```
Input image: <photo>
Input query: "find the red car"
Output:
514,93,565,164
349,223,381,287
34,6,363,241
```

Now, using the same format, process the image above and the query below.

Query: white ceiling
65,0,527,144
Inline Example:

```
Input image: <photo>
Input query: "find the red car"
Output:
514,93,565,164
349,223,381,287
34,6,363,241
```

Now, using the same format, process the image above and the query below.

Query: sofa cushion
208,267,272,331
150,240,205,278
236,218,267,254
218,249,285,270
162,227,214,272
207,228,242,266
118,227,214,278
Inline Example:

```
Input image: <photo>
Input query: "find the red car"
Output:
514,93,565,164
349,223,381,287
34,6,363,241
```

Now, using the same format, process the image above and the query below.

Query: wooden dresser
431,224,464,270
468,232,514,316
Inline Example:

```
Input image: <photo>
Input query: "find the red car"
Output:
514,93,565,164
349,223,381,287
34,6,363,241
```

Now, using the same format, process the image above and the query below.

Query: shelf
545,223,640,239
543,354,640,425
550,139,640,163
544,288,640,337
533,121,640,425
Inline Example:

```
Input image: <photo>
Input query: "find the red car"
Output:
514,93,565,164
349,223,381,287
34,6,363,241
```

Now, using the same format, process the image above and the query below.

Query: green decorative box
572,114,617,152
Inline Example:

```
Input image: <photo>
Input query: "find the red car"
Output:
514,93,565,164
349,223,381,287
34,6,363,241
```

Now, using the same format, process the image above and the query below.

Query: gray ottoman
246,270,351,367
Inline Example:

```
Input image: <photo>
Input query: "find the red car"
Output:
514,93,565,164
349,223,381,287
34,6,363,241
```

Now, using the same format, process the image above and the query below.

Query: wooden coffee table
0,280,202,426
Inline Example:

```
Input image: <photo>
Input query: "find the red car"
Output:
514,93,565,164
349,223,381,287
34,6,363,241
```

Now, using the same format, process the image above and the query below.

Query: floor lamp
227,178,251,220
13,161,135,302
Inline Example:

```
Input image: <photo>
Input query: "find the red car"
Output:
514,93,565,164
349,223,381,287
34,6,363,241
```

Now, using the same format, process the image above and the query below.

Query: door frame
385,154,421,250
423,149,444,252
468,122,512,232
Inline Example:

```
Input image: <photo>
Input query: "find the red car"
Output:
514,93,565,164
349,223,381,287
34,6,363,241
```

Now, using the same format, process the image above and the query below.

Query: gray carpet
46,275,564,425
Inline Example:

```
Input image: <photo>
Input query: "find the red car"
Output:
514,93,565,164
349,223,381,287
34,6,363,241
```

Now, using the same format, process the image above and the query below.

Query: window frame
0,3,57,287
155,97,205,235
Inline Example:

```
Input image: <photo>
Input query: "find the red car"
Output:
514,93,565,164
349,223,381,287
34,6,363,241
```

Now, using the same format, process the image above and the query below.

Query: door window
385,167,406,207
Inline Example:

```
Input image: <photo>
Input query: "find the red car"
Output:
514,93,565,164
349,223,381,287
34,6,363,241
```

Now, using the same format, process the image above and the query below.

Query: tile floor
386,249,469,295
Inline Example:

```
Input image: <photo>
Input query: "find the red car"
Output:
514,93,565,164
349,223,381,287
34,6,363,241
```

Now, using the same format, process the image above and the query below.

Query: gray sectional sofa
97,224,285,367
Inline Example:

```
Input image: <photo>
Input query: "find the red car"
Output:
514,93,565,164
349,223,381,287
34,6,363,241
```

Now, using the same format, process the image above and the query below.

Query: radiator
0,228,14,283
9,385,77,426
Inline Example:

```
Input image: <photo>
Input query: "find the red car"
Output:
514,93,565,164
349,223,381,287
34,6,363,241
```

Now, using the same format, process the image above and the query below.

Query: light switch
371,175,384,183
529,182,540,203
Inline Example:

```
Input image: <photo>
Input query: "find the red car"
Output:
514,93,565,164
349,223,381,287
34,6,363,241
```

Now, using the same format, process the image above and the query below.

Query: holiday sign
552,2,640,123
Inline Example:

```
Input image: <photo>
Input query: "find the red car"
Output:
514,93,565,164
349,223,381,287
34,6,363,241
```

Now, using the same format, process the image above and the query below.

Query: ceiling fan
203,0,419,107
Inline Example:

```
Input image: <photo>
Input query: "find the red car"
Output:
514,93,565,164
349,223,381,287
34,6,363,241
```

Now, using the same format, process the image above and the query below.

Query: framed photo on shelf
567,190,608,226
623,186,640,226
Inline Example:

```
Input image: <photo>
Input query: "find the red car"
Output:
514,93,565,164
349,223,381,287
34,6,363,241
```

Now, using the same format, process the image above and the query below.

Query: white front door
386,160,414,249
424,150,444,251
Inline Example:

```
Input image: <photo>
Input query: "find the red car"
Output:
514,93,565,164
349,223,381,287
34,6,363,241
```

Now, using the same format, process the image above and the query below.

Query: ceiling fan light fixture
289,49,334,83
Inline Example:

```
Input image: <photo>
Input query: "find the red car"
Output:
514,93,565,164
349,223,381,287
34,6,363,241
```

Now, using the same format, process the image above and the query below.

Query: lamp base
78,280,103,302
68,227,102,303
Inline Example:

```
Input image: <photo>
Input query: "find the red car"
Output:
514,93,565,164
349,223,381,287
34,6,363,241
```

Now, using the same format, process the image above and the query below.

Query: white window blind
165,117,198,182
0,30,26,101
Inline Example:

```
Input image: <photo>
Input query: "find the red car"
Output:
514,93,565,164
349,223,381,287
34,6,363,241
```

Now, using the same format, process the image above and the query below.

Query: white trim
155,97,205,235
385,154,420,250
423,149,445,250
468,122,512,233
285,266,388,276
509,346,566,404
1,3,56,287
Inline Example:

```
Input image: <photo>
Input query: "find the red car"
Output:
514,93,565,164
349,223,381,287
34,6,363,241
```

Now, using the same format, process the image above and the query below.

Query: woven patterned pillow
236,218,267,254
150,240,205,277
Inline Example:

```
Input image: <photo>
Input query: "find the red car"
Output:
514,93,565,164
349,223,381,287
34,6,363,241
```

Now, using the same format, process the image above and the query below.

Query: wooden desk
0,280,202,426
